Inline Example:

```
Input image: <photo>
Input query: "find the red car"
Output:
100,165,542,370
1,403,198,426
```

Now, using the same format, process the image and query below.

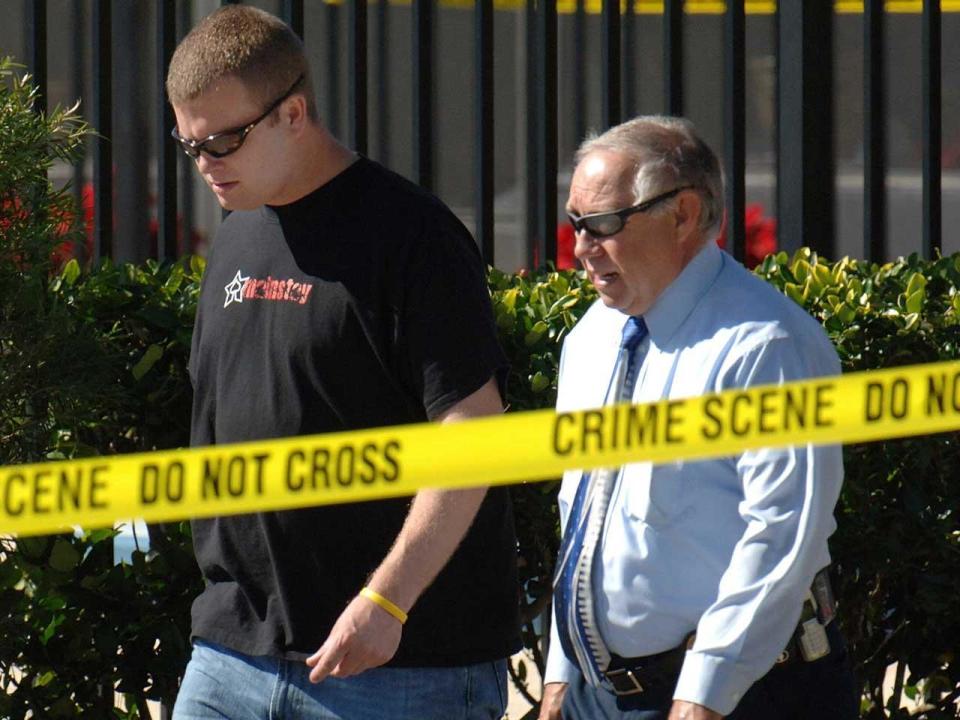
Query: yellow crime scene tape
1,359,959,538
372,0,960,15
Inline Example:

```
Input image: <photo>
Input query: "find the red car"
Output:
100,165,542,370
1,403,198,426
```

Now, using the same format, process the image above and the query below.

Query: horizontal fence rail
17,0,953,271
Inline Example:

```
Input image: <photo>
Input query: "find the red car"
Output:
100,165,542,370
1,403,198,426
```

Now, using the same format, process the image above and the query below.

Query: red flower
716,203,778,269
556,204,778,273
555,223,577,270
49,184,94,267
49,182,205,265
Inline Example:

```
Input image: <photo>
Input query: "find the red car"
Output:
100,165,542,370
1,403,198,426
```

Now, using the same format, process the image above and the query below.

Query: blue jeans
173,639,508,720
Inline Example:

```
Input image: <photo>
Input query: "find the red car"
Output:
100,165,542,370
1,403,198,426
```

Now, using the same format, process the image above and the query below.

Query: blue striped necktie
554,316,649,685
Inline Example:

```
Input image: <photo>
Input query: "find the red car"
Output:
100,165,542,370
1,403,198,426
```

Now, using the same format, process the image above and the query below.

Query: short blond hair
576,116,724,238
166,5,318,121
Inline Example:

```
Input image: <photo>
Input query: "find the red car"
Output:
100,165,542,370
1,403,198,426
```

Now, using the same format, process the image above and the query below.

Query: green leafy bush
0,258,205,719
487,267,597,704
0,57,96,465
6,251,960,717
1,56,203,718
756,250,960,719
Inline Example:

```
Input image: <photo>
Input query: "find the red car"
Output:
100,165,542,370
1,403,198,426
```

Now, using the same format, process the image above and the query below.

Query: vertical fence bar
91,0,113,711
921,0,941,259
326,3,341,137
350,0,369,155
622,0,636,118
71,0,84,216
777,1,833,256
724,0,745,262
113,2,150,262
178,0,195,251
27,0,47,116
864,0,886,262
376,0,390,163
157,0,178,260
573,0,586,145
283,0,304,39
413,0,434,190
92,0,112,260
525,0,538,264
475,0,494,265
537,0,558,265
601,0,621,129
219,1,234,223
772,0,779,222
663,0,682,115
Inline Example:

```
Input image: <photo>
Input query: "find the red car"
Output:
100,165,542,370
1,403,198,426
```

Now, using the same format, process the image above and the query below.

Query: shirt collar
643,241,724,344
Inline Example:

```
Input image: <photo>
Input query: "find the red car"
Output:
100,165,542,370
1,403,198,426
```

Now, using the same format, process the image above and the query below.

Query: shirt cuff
544,645,579,685
673,651,758,716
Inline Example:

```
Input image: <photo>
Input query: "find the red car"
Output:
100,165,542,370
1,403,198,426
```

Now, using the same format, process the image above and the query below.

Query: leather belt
604,628,815,698
603,569,839,697
603,635,692,697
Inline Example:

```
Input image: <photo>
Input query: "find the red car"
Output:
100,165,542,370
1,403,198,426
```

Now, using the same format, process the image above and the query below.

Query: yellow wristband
359,587,408,624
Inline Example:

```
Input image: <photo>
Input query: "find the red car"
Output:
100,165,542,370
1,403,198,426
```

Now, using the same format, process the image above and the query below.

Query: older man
540,117,858,720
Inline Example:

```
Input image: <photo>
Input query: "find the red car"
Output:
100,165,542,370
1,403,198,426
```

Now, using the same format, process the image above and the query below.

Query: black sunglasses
171,74,305,160
566,185,694,239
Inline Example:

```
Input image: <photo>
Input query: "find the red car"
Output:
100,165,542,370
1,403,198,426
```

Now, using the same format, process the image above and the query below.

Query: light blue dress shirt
544,242,844,715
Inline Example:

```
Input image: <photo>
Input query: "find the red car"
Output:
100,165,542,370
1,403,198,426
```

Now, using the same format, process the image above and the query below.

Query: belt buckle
605,668,645,696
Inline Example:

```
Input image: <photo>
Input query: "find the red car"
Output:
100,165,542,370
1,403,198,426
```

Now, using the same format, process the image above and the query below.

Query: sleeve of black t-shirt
401,213,508,420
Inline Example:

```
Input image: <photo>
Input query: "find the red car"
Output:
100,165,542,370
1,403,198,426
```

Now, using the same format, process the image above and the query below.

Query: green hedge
4,253,960,720
756,251,960,719
0,257,205,718
1,56,200,718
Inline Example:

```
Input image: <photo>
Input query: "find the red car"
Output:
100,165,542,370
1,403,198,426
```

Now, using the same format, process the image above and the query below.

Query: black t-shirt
188,157,520,665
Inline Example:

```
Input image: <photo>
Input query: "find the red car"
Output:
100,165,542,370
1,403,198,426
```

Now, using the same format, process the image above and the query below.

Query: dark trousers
560,624,858,720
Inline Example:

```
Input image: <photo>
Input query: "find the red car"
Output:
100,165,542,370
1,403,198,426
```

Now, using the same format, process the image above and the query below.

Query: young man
166,7,518,719
540,117,858,720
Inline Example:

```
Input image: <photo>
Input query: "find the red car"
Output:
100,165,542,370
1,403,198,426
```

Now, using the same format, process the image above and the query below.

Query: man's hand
305,593,403,683
667,700,723,720
306,377,502,685
538,682,568,720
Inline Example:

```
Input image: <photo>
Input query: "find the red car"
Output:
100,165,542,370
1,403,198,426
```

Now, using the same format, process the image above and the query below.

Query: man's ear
673,190,703,243
282,95,309,134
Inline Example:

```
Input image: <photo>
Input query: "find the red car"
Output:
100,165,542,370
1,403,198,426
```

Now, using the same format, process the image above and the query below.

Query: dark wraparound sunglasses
170,74,305,160
566,185,694,239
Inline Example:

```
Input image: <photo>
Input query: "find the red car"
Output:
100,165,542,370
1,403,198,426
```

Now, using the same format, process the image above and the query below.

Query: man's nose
194,151,221,174
573,228,601,259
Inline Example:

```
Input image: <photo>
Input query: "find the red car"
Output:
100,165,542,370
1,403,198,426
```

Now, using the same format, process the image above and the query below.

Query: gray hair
574,116,725,238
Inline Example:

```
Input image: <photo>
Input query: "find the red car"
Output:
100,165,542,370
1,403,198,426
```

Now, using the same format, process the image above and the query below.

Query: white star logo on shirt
224,270,249,308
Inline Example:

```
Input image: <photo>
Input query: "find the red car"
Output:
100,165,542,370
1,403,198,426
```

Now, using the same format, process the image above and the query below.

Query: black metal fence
14,0,953,270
